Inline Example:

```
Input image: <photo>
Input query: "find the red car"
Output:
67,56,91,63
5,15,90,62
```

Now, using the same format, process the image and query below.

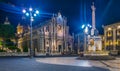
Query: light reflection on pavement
36,57,91,67
36,57,120,71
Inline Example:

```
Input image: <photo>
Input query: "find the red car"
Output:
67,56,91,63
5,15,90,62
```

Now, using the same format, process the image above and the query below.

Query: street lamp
29,7,33,11
36,10,39,14
81,24,92,53
22,8,39,58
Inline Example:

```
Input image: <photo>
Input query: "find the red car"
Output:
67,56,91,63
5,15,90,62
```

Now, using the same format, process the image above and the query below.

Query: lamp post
81,24,92,53
22,8,39,58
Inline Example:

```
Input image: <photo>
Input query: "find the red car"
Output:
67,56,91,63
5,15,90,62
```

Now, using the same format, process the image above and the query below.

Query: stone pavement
0,57,111,71
100,57,120,71
36,57,120,71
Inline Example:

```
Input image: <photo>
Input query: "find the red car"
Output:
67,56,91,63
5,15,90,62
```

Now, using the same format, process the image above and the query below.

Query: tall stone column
41,28,44,53
72,31,74,52
91,2,96,36
104,30,107,51
78,34,80,53
113,28,116,50
51,22,54,53
49,23,52,53
43,27,46,53
55,20,57,52
52,17,55,53
37,31,40,53
64,20,67,52
53,18,56,52
91,2,96,29
55,23,57,52
62,22,64,53
84,33,87,52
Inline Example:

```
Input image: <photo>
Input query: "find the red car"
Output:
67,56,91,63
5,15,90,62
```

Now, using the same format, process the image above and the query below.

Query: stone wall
0,52,29,56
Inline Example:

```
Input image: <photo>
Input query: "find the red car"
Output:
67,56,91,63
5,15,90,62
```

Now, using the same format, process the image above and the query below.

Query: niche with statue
88,36,102,52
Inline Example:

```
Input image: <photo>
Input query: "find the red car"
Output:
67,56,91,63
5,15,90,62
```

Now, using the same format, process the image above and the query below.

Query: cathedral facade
17,12,73,54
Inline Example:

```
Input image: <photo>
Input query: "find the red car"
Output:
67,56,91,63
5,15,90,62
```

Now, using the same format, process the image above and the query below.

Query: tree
0,24,15,49
0,24,15,39
5,39,14,47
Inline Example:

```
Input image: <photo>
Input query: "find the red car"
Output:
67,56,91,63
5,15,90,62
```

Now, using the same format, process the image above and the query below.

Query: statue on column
88,2,102,52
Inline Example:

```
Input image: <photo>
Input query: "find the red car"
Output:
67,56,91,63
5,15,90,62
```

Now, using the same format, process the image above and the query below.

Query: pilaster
113,28,116,50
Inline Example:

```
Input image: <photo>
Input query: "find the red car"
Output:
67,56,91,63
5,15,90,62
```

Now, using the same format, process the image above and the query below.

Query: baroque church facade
17,12,74,54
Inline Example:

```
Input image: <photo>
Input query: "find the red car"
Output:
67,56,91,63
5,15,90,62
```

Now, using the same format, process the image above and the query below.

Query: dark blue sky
0,0,120,34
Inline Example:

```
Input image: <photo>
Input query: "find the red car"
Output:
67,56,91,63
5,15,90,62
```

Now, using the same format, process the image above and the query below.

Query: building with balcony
104,22,120,54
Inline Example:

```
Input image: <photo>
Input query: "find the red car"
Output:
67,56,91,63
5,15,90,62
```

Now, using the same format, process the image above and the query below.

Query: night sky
0,0,120,35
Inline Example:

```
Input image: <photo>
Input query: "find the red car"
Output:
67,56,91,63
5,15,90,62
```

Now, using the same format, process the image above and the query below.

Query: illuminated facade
18,12,73,54
16,23,24,51
104,22,120,52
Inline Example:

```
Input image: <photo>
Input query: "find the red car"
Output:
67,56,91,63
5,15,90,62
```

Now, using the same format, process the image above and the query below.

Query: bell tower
4,17,10,25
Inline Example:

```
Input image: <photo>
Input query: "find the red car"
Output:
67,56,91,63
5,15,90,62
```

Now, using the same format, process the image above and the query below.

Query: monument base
77,51,115,60
84,51,109,56
110,50,118,55
88,36,102,51
77,55,115,60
